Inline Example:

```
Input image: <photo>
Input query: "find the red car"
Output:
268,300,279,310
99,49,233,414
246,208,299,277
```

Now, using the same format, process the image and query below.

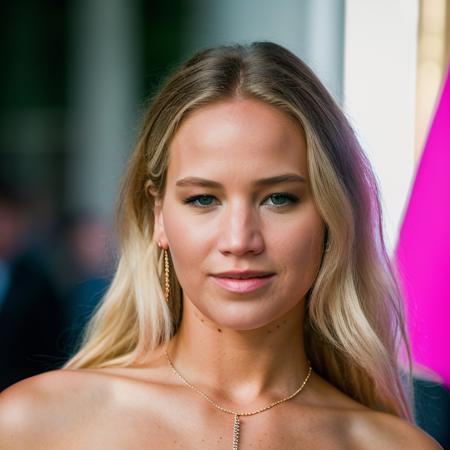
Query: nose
217,200,265,256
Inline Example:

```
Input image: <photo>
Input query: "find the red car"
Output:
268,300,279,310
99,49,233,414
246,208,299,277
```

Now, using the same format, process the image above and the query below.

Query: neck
167,299,310,408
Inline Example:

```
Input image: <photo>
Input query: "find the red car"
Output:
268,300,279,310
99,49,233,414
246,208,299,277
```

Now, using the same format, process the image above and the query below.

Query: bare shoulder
0,369,112,450
349,409,443,450
307,374,442,449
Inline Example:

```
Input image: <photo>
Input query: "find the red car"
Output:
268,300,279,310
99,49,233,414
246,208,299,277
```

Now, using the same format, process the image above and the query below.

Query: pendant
232,414,240,450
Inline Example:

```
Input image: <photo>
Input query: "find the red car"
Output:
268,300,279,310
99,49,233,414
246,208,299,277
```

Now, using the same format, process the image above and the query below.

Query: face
153,97,326,331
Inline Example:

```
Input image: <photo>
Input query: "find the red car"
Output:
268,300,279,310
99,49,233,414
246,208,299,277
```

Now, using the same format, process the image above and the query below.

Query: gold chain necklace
165,349,312,450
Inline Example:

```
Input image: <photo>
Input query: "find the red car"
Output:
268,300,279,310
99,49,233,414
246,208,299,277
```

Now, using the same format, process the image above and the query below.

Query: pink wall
395,64,450,386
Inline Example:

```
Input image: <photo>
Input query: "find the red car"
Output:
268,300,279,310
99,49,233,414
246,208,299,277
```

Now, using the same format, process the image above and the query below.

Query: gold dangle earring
158,241,170,303
163,248,170,303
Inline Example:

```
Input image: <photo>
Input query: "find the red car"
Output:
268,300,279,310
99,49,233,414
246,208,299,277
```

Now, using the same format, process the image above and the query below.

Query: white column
344,0,419,254
303,0,345,102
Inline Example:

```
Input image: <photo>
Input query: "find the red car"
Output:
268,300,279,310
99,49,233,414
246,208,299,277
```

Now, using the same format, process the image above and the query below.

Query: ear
149,187,168,249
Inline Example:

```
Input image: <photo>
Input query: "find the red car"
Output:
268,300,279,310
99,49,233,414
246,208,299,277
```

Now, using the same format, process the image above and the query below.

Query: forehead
167,98,308,182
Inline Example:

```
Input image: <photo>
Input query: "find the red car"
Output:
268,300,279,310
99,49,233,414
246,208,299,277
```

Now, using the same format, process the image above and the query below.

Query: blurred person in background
0,181,65,391
53,212,114,356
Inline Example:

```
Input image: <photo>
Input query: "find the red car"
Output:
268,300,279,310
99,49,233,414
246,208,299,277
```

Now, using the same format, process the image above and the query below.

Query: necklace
165,349,312,450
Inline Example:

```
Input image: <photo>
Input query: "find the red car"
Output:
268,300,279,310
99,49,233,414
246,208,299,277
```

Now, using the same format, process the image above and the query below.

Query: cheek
275,219,324,286
162,205,210,286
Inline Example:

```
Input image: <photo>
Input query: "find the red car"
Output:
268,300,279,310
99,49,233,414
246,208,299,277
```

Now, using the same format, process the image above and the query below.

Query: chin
204,304,291,332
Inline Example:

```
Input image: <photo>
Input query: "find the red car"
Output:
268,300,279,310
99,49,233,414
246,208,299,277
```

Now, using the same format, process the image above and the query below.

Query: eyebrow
175,173,307,188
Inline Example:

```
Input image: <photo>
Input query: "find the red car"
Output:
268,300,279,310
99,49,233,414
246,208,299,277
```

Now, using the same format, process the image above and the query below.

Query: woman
0,41,442,449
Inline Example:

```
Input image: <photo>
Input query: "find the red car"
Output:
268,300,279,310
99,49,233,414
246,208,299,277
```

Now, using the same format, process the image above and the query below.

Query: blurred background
0,0,449,446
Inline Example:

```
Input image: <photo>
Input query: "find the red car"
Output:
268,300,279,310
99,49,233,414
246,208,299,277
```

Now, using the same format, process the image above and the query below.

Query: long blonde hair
64,41,413,420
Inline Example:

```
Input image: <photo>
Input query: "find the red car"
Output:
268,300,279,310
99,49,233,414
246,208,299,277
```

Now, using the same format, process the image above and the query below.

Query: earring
163,248,170,303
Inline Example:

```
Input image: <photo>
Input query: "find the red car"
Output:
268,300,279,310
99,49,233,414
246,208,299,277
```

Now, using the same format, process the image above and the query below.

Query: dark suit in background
0,252,67,391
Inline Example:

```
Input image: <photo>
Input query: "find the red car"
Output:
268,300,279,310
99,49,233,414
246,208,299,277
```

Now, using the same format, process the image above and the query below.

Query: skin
0,98,442,450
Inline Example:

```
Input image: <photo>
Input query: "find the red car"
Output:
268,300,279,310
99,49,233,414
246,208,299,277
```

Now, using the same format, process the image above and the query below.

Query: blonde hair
64,42,413,420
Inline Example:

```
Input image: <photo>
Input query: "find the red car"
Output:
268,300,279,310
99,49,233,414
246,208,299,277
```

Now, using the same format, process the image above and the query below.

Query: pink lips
210,272,275,294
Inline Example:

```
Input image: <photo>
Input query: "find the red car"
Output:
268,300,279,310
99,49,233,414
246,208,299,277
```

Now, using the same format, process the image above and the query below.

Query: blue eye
183,192,299,209
265,193,298,207
184,194,217,208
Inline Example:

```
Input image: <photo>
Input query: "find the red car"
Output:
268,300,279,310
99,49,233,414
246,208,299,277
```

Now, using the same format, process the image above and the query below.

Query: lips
210,271,275,293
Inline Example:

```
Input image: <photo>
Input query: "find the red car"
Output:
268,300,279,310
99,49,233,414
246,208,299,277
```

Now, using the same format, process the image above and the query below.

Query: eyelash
183,193,299,209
